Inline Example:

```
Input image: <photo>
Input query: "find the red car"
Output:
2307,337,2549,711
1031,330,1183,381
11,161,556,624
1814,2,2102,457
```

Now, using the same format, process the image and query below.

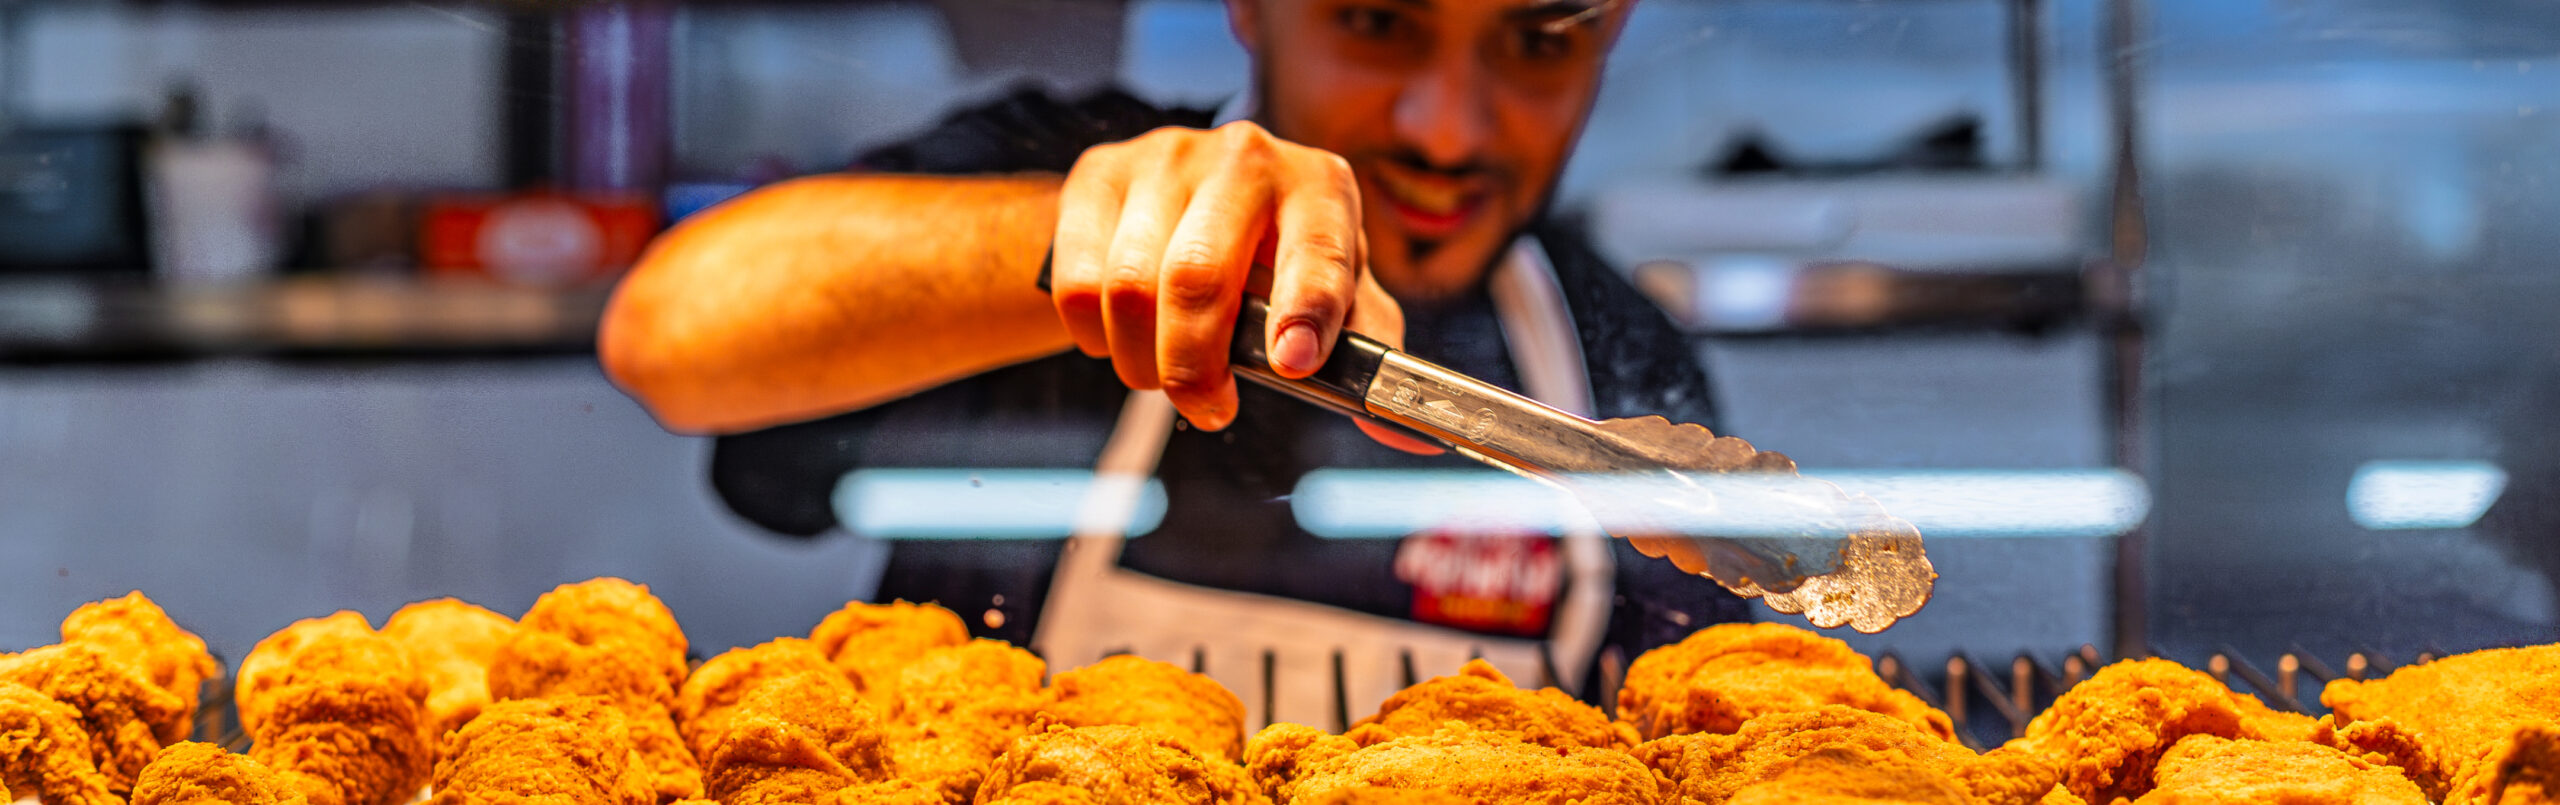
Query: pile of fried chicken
3,579,2551,805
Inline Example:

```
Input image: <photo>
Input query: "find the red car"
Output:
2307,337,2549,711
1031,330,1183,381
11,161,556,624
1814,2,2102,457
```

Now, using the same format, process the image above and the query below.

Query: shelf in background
0,275,613,361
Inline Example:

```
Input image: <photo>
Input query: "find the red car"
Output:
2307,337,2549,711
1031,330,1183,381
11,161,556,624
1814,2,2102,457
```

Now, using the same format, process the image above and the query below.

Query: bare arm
604,122,1430,453
599,173,1069,434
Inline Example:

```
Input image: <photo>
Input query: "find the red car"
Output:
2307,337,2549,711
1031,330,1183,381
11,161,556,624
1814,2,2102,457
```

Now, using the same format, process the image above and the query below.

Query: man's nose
1392,50,1493,169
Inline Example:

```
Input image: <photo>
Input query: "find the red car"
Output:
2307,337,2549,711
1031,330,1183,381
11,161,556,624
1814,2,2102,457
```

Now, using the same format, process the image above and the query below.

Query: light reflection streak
2347,460,2507,530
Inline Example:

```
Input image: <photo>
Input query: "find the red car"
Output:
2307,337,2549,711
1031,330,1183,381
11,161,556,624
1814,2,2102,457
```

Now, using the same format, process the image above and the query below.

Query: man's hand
1051,122,1435,453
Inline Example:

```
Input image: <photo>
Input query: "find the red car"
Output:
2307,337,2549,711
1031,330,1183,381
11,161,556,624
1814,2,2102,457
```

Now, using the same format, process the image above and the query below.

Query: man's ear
1225,0,1261,55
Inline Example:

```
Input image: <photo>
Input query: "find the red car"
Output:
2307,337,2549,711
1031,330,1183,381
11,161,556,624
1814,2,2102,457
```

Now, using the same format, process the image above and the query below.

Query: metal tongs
1037,265,1934,631
1223,299,1934,632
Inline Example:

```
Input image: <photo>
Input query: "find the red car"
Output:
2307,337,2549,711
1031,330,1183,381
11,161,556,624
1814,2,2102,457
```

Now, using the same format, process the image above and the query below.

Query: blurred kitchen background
0,0,2553,730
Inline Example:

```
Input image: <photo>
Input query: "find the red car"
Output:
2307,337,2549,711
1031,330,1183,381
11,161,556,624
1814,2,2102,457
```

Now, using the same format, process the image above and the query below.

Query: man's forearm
600,173,1071,433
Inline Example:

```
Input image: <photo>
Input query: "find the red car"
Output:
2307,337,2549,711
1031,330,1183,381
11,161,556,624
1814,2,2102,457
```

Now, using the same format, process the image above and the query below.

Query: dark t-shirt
709,87,1750,675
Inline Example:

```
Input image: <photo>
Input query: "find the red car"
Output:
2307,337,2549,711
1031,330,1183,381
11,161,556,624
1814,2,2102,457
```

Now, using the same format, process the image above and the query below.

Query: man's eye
1338,6,1409,39
1514,27,1579,61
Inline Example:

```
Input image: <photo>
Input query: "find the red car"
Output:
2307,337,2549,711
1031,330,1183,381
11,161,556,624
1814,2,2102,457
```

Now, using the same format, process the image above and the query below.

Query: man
601,0,1744,711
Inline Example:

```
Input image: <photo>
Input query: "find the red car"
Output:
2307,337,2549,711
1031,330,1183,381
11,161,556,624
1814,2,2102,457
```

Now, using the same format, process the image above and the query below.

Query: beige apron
1032,239,1615,730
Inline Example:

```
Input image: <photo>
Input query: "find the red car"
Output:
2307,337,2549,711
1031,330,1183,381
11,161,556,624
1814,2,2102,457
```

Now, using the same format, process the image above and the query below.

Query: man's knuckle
1161,270,1230,310
1158,362,1217,396
1218,139,1272,175
1294,231,1358,270
1105,258,1155,295
1162,241,1226,277
1313,150,1352,176
1220,120,1268,140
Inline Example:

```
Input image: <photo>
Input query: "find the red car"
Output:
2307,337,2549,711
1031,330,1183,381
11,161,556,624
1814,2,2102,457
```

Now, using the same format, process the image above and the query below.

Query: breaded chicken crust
2323,644,2560,804
2314,715,2455,801
975,722,1269,805
0,679,121,805
677,638,843,763
2129,734,2426,805
1246,722,1663,805
515,579,690,687
432,695,655,805
1044,655,1247,762
2006,659,2317,805
1349,659,1632,751
61,591,222,744
977,780,1104,804
491,579,700,802
702,669,899,805
130,741,309,805
0,642,190,795
237,612,434,805
2452,724,2560,805
1721,746,1974,805
889,640,1053,803
807,601,972,708
382,598,517,741
1616,623,1953,742
1634,705,2055,805
1301,789,1482,805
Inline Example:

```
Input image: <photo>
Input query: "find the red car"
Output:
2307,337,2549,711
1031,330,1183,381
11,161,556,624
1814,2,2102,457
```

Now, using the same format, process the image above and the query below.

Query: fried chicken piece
61,591,222,744
2313,715,2454,800
0,642,189,794
2006,659,2317,805
2037,786,2087,805
701,673,899,805
1247,721,1662,804
1616,622,1953,742
431,695,655,805
1044,654,1247,761
491,578,699,802
1301,789,1481,805
977,721,1270,805
839,778,949,805
980,781,1104,804
0,680,120,805
2323,644,2560,804
515,578,692,691
1721,746,1973,805
884,639,1050,802
805,600,970,708
1634,706,2056,805
1348,659,1632,751
130,741,308,805
2126,734,2426,805
677,638,842,763
491,629,682,711
235,611,381,729
237,611,434,805
2449,724,2560,805
382,598,517,740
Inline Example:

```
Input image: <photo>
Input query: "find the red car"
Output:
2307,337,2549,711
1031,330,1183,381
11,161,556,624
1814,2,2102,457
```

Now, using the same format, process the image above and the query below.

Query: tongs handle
1035,259,1399,426
1226,297,1395,422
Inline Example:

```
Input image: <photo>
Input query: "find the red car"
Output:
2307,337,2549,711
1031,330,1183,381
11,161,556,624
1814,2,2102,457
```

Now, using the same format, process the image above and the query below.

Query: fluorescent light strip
1291,469,1594,538
1292,468,2150,539
1813,468,2151,539
834,469,1168,539
2347,460,2508,530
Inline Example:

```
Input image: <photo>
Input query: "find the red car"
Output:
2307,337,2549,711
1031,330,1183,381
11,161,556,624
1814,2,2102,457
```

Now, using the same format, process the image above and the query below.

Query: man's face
1232,0,1630,302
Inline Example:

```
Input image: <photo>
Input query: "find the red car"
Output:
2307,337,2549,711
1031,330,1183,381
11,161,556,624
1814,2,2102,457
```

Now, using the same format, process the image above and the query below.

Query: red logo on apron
1393,531,1562,637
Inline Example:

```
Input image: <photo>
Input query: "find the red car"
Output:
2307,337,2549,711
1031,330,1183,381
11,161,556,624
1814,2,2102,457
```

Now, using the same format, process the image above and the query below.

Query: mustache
1377,149,1506,183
